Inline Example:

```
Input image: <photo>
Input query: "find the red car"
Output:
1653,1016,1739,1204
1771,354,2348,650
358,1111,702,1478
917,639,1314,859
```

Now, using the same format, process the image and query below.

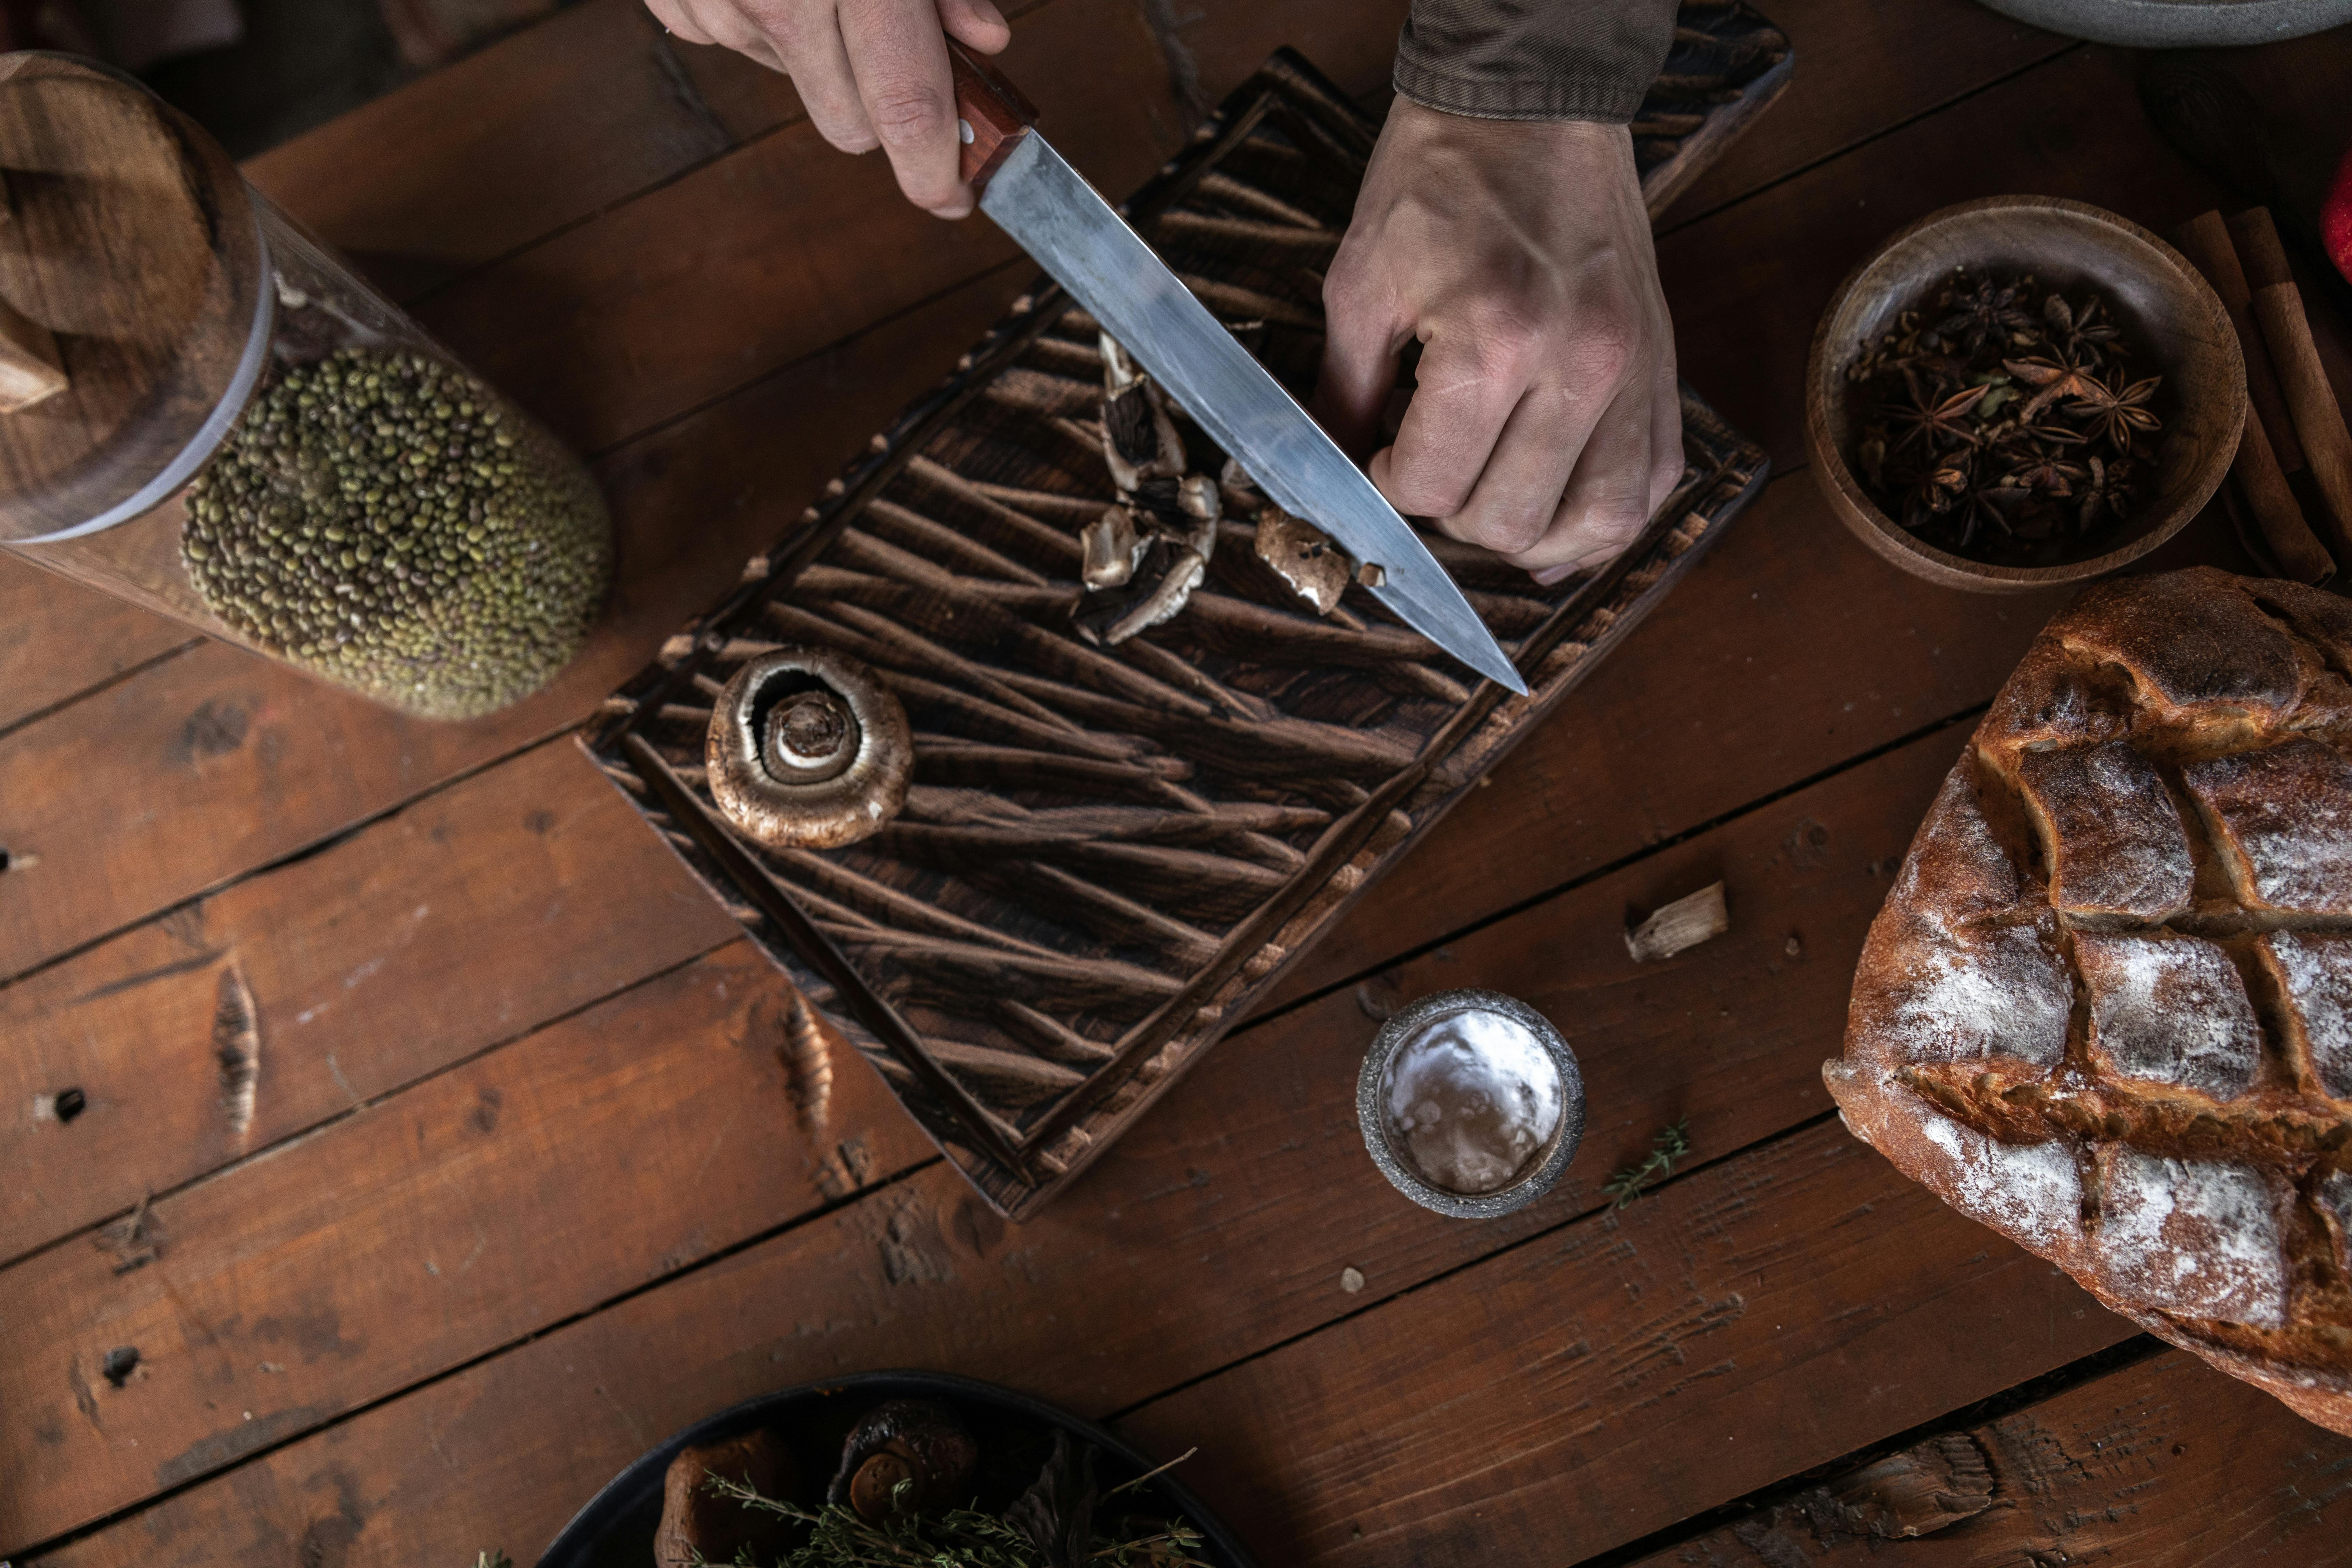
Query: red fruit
2327,142,2352,286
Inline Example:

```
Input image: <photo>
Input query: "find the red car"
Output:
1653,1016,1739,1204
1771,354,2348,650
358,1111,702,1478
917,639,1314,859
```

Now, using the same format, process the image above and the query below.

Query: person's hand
646,0,1010,217
1314,99,1681,583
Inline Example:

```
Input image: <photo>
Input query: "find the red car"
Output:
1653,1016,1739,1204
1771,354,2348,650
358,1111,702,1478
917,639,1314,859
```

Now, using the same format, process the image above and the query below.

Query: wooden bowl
1805,195,2246,594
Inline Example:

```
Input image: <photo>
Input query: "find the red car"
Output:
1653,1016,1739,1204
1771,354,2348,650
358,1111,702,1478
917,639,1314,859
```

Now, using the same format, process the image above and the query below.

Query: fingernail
1531,564,1579,586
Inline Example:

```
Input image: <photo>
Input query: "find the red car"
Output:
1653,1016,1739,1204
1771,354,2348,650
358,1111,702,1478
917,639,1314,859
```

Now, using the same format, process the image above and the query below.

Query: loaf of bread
1827,567,2352,1434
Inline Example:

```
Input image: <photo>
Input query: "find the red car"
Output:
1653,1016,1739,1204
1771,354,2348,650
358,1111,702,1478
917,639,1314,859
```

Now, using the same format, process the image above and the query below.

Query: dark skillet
539,1369,1258,1568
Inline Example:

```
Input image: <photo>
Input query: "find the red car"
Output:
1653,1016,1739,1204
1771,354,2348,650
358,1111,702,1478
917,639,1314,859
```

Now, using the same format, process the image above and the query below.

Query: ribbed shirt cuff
1392,51,1651,122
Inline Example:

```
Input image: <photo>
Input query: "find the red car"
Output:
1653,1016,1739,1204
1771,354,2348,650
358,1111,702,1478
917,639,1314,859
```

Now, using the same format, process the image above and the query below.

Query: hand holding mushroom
1314,100,1683,583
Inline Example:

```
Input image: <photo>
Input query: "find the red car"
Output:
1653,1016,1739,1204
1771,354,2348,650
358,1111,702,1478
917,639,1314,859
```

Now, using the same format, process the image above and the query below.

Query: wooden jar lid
0,52,267,544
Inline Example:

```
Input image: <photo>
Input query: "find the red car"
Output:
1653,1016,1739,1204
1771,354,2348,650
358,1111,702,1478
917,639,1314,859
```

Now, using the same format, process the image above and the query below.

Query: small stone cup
1358,988,1585,1219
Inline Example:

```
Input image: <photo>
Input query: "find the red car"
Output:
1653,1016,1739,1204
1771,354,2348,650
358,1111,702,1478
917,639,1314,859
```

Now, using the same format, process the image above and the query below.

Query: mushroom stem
707,648,912,850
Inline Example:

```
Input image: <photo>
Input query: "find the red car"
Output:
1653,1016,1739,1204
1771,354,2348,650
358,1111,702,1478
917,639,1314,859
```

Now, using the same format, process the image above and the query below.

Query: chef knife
947,43,1529,696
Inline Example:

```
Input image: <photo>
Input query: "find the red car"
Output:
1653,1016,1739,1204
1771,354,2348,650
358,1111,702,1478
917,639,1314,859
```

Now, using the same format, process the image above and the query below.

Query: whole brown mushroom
653,1429,797,1568
707,648,912,850
826,1399,980,1521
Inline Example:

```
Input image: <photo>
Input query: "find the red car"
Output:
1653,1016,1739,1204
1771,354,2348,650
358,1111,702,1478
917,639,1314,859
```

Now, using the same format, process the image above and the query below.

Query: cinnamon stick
2174,211,2334,581
2240,412,2335,582
2233,208,2352,562
2184,211,2306,473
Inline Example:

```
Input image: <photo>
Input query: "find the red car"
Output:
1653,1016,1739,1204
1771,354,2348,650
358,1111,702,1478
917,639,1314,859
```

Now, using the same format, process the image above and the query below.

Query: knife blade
948,44,1528,696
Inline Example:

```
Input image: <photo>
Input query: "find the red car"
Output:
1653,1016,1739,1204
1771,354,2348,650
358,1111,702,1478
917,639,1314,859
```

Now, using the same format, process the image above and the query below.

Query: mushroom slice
1074,537,1208,646
1080,504,1146,590
1128,474,1220,563
827,1400,979,1522
1254,502,1353,616
1099,331,1142,396
655,1430,796,1568
707,647,913,851
1099,352,1186,492
1177,472,1220,522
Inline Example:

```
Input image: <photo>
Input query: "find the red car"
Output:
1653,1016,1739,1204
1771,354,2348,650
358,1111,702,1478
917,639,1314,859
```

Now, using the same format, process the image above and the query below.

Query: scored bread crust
1827,567,2352,1435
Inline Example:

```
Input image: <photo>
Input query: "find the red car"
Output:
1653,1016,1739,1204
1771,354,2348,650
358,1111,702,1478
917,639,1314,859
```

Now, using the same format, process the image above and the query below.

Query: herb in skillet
699,1435,1214,1567
1847,268,2166,567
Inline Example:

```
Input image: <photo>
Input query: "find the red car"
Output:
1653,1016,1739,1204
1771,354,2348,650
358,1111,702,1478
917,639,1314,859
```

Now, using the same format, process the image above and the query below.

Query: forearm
1393,0,1680,122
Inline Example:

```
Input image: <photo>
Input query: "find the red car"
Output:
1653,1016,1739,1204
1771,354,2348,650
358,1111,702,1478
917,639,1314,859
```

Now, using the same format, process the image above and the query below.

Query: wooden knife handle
948,38,1036,192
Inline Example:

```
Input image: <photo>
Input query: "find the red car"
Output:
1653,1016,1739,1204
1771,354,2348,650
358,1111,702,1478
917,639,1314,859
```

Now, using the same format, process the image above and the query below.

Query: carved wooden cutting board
586,19,1787,1218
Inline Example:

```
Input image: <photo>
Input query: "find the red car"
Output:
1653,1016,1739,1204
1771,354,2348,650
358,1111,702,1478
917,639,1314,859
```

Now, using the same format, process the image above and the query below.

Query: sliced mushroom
1080,504,1146,590
1073,537,1207,646
1126,474,1219,564
1099,331,1142,396
655,1429,797,1568
1254,502,1352,616
1177,472,1220,523
707,648,912,850
1098,334,1186,492
826,1400,979,1521
1101,380,1187,491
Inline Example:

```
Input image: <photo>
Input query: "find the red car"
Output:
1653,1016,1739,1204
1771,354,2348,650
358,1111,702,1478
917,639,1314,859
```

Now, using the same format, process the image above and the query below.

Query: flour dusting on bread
2262,931,2352,1100
1825,568,2352,1436
1920,1113,2084,1252
2077,934,2260,1101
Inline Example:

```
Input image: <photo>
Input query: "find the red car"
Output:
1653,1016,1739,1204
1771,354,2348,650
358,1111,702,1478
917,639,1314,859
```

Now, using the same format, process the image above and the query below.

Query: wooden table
5,5,2352,1565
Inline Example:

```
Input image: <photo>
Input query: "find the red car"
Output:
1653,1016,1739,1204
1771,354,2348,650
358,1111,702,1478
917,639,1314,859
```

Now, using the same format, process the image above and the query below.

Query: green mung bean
181,347,612,720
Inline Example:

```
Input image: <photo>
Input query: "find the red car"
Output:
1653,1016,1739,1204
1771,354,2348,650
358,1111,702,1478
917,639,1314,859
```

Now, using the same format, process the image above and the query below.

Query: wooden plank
241,0,734,304
0,267,1022,986
1114,1116,2134,1568
0,566,189,737
0,446,2043,1267
1624,1349,2352,1567
0,941,939,1555
0,739,737,1269
0,442,1940,1272
1658,0,2069,225
1656,38,2352,473
1261,469,2073,1009
412,0,1190,454
27,717,1975,1562
0,13,2162,985
1,3,2099,790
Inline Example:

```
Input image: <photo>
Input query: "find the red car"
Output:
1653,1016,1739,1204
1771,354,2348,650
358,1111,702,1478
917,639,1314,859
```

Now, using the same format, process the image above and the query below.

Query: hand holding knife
943,41,1528,694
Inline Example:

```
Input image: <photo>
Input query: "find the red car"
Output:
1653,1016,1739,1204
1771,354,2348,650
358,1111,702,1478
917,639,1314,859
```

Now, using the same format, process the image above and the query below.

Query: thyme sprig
700,1458,1214,1567
1604,1117,1691,1209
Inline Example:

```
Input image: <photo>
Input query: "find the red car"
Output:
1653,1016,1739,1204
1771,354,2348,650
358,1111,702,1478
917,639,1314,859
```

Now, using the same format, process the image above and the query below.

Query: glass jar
0,53,612,720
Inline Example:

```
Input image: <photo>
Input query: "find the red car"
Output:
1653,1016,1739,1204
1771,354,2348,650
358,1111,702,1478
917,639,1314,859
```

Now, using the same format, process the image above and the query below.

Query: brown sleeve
1394,0,1680,122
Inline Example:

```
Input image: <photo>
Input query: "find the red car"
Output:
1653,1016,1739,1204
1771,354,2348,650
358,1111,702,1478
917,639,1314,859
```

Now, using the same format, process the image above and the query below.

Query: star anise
1957,482,2024,548
2045,293,2123,365
2006,452,2088,497
1936,275,2035,356
2073,370,2163,453
2003,347,2105,419
1848,267,2162,566
1887,375,1990,453
2076,453,2137,531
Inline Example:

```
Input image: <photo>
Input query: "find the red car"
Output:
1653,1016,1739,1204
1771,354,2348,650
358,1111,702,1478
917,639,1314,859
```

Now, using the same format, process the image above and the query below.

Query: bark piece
1625,881,1729,962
